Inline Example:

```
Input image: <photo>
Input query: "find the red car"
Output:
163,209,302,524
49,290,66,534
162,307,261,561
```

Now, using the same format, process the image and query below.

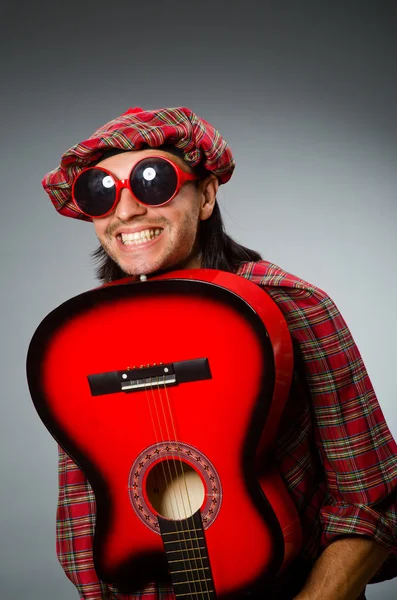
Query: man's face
92,149,217,277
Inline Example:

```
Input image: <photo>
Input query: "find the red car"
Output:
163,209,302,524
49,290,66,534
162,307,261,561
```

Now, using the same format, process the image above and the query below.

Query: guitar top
27,269,301,598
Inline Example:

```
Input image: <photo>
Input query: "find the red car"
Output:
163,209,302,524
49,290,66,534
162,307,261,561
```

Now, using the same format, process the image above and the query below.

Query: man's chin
117,258,165,278
111,249,200,278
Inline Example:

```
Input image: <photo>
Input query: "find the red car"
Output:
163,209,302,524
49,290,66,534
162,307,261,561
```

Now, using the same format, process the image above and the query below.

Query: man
42,107,397,599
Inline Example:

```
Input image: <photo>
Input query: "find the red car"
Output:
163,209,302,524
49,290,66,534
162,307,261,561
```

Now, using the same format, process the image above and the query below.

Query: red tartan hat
42,106,235,221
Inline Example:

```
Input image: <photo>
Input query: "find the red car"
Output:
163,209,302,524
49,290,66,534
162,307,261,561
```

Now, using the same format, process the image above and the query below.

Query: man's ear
198,175,219,221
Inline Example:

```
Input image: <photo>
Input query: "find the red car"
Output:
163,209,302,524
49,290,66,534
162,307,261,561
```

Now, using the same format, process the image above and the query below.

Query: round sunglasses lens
130,158,178,206
74,169,116,217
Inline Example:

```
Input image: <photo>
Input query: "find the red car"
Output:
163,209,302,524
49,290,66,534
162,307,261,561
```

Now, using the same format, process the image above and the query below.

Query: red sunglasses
72,154,200,218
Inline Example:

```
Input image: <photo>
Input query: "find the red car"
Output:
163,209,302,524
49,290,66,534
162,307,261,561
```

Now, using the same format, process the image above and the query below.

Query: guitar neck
158,510,217,599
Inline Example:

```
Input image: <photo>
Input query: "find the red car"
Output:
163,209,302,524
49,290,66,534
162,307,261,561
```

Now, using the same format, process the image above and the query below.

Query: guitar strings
128,372,194,593
130,354,212,596
143,381,190,542
143,383,176,523
153,375,202,598
158,375,212,599
143,375,197,598
141,381,195,599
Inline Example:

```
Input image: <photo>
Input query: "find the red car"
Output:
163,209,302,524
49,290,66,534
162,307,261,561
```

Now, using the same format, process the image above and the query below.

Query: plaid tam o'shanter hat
42,106,235,221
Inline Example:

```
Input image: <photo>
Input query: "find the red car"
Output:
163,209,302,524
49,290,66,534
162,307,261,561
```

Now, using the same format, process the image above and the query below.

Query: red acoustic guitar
27,269,301,598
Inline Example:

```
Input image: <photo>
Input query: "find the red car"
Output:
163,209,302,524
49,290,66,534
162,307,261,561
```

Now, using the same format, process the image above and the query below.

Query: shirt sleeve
56,445,114,599
56,447,172,599
264,283,397,553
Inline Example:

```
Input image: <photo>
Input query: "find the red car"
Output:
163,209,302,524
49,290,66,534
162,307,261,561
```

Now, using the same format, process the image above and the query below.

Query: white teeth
120,229,161,245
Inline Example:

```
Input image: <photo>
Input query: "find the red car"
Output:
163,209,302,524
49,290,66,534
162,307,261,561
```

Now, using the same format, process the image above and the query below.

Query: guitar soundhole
146,460,205,520
128,441,222,534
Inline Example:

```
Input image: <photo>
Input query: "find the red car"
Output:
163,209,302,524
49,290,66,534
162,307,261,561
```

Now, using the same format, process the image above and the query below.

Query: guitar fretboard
158,510,216,599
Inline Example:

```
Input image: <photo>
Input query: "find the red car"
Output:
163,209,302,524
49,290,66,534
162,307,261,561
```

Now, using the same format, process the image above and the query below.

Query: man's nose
114,187,147,220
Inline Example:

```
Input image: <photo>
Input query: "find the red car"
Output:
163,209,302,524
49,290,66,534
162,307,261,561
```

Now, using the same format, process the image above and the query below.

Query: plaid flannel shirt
56,260,397,599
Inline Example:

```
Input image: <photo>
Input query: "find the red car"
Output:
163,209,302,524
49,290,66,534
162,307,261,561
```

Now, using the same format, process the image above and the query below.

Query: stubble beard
100,210,202,277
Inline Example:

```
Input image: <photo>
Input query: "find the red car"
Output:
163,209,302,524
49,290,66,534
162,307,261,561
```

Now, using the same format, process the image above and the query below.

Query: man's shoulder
235,261,346,343
235,260,327,298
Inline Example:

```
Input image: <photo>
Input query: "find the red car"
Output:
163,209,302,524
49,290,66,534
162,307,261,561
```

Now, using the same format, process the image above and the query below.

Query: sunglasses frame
72,153,200,218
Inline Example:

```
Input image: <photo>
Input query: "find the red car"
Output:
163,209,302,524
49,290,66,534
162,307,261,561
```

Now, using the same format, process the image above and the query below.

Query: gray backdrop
1,1,396,598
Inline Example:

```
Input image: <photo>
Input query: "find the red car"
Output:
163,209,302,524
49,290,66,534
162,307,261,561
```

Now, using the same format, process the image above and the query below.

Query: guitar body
27,269,301,598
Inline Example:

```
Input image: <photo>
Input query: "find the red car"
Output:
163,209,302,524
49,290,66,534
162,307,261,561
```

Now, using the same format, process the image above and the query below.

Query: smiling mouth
118,228,163,246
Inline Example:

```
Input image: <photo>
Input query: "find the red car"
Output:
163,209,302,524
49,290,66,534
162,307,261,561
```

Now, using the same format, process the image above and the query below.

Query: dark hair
92,147,262,283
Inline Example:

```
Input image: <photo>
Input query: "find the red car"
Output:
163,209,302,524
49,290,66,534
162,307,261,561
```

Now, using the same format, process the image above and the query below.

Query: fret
163,536,204,544
175,592,214,598
173,567,211,574
166,546,206,554
168,557,206,564
173,578,212,585
162,528,203,535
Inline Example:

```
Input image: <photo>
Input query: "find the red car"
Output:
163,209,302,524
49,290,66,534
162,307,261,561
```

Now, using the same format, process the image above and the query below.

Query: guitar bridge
87,358,211,396
121,372,176,392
